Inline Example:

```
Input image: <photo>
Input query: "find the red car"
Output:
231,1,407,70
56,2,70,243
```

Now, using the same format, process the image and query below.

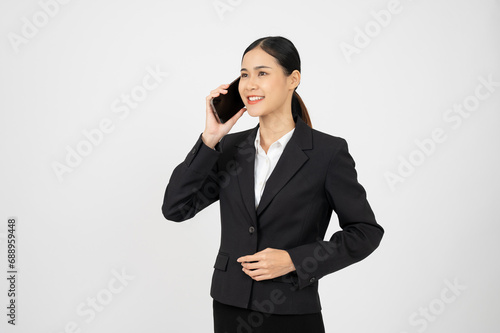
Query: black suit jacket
162,115,384,315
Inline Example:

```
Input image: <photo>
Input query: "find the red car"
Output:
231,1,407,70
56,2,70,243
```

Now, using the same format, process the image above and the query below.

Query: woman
162,36,384,333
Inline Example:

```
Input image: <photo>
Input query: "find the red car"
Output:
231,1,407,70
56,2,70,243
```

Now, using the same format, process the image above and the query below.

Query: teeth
249,96,264,101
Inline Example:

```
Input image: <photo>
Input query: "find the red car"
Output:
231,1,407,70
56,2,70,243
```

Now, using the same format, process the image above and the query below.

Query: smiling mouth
247,96,264,104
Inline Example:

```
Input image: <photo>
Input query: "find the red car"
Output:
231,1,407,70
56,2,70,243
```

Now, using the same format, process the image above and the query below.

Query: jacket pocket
213,252,229,271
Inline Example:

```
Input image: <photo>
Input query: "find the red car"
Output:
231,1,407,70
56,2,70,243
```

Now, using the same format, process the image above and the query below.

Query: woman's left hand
237,248,296,281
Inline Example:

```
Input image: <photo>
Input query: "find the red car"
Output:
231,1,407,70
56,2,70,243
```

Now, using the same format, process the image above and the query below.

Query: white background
1,0,499,332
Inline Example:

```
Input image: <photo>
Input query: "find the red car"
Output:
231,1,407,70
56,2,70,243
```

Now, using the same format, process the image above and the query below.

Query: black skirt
213,299,326,333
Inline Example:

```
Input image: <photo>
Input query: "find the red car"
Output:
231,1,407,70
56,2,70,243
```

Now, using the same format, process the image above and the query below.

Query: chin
247,106,272,118
245,108,262,118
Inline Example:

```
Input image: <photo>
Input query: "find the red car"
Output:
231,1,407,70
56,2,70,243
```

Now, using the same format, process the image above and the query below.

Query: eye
258,71,268,76
240,73,248,78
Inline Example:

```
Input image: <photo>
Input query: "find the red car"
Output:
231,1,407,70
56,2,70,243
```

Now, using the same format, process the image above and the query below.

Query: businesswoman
162,36,384,333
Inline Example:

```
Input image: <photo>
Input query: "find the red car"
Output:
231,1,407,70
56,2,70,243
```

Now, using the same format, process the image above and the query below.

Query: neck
258,112,295,148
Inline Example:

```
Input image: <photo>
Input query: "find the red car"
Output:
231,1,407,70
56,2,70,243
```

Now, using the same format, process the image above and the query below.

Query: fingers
205,83,230,102
205,84,229,114
241,261,264,270
237,253,260,263
237,249,268,263
242,267,272,281
205,84,232,131
203,83,245,143
242,267,263,278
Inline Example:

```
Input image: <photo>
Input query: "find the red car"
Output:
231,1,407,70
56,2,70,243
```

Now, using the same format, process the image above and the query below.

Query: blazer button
248,226,255,234
309,277,316,283
191,147,197,154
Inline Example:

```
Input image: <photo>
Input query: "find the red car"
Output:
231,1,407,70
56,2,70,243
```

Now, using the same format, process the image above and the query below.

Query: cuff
184,133,222,174
285,243,323,290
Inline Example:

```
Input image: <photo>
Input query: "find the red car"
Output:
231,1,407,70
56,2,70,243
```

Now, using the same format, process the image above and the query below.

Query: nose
245,75,258,91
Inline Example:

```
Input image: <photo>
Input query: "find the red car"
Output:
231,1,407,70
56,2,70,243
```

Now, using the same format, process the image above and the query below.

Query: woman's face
239,47,298,119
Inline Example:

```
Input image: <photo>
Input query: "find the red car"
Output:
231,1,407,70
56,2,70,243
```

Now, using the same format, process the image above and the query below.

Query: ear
288,69,301,90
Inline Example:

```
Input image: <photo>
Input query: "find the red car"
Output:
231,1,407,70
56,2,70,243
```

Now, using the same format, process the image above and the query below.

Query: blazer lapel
234,116,313,225
233,124,259,227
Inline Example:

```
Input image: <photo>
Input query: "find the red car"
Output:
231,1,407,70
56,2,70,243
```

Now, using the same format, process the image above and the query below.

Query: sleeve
161,132,225,222
285,138,384,289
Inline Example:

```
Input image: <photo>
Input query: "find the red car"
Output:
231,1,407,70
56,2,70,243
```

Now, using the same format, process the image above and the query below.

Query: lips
247,95,264,105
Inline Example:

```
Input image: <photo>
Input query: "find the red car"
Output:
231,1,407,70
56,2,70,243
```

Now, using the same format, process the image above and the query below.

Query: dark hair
242,36,312,128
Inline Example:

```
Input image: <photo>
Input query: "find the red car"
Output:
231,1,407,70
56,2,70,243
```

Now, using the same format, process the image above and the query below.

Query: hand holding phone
202,79,246,149
210,77,245,124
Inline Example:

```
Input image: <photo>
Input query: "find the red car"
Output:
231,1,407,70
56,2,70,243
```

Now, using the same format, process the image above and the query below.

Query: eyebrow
240,65,272,72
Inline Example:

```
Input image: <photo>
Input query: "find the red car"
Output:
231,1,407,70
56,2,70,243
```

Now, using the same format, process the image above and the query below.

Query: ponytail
292,91,312,128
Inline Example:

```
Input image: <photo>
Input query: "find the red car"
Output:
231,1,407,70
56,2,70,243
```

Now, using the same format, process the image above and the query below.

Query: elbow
162,211,182,222
161,203,188,222
370,223,384,248
349,223,384,260
365,224,384,257
162,189,197,222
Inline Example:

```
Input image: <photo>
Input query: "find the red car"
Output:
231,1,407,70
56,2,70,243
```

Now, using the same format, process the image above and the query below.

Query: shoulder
213,126,255,154
311,126,346,145
309,126,349,157
224,126,255,143
221,127,255,147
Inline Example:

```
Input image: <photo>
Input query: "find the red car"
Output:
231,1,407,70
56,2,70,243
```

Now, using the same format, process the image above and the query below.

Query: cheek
238,84,245,100
265,84,287,104
266,79,285,96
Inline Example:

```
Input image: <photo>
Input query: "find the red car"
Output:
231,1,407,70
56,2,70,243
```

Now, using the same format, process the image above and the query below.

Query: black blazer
162,115,384,315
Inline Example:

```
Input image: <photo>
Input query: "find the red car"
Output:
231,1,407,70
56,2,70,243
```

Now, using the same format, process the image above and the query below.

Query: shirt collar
254,125,296,152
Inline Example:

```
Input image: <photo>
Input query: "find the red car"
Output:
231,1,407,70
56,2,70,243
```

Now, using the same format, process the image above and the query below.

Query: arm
161,132,224,222
162,81,246,222
285,138,384,289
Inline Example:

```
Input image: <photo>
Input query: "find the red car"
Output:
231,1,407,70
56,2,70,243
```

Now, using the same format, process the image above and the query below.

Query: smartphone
210,77,245,124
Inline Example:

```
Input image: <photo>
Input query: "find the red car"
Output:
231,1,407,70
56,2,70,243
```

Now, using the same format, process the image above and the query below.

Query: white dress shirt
254,126,295,209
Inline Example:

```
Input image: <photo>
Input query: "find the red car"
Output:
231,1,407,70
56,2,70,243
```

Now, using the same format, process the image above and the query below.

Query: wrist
283,250,296,272
201,132,218,150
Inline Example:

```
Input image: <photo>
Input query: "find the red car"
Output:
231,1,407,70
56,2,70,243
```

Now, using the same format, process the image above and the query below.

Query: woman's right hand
202,84,246,149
